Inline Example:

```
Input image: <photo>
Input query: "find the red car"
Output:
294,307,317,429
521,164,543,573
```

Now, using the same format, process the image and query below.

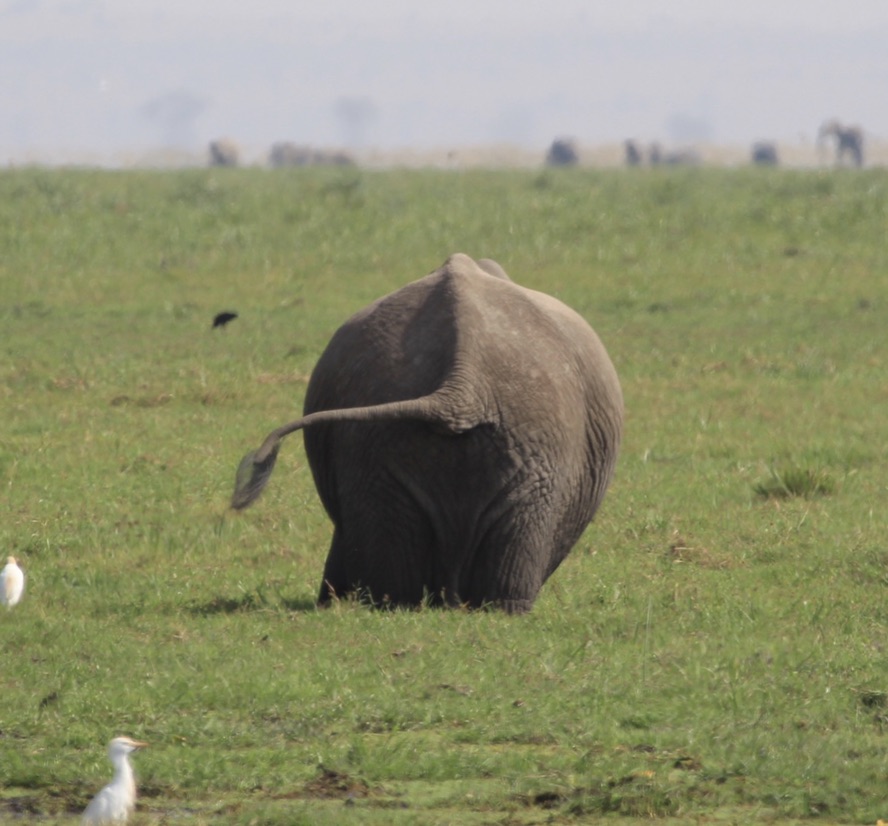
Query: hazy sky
3,1,887,163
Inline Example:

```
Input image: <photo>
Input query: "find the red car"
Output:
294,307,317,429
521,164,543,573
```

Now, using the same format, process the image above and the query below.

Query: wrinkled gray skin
232,253,623,613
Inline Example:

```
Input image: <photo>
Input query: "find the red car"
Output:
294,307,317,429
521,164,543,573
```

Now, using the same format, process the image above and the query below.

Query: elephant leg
317,513,436,607
463,514,548,612
317,527,349,605
484,580,542,614
494,597,535,614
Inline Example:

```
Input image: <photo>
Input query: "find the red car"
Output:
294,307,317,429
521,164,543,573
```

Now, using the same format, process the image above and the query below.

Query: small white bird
82,736,148,825
0,556,24,608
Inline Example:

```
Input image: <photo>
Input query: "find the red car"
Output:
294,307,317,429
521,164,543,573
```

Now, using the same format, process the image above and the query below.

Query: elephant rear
300,254,622,610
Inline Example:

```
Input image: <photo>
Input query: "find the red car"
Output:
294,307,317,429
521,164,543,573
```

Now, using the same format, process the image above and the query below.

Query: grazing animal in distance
232,253,623,613
546,138,580,166
82,737,148,825
208,139,239,167
268,142,355,168
817,119,864,167
1,556,24,608
649,143,701,166
624,140,643,166
212,311,238,329
751,141,779,166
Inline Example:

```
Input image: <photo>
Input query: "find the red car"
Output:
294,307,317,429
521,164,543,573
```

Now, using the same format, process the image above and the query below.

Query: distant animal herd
208,138,355,169
549,118,865,169
208,118,866,170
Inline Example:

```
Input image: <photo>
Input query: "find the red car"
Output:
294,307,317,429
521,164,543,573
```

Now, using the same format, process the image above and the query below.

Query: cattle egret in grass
82,737,148,825
0,556,24,608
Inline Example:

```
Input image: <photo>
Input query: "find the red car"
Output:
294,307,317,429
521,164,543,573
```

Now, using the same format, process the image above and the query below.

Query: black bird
213,311,238,329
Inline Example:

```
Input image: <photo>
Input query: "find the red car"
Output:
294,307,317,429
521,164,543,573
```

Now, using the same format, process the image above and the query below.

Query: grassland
1,165,886,824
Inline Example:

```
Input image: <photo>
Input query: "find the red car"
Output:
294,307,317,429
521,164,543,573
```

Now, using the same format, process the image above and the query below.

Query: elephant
624,140,643,167
817,119,864,167
751,141,779,166
545,138,579,167
208,139,239,167
232,253,623,613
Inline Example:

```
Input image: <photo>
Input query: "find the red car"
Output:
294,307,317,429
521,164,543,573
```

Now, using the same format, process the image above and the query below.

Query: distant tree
334,97,377,149
141,90,206,148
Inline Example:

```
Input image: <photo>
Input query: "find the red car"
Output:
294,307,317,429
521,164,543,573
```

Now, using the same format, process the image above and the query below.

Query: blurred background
3,0,886,167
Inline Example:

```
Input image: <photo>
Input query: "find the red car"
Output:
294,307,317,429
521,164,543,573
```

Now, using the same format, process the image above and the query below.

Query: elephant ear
232,441,282,510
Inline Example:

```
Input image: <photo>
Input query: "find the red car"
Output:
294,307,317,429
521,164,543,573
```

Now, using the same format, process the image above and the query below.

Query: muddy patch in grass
303,766,374,800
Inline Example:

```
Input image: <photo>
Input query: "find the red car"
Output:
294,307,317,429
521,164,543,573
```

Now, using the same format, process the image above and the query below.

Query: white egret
0,556,24,608
82,736,148,825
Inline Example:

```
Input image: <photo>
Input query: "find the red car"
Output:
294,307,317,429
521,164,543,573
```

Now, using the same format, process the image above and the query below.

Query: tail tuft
231,442,281,509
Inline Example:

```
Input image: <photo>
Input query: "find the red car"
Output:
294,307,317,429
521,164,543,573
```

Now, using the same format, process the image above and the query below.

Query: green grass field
1,166,886,824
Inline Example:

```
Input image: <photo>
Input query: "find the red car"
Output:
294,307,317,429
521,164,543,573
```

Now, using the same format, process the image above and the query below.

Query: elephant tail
231,391,485,510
